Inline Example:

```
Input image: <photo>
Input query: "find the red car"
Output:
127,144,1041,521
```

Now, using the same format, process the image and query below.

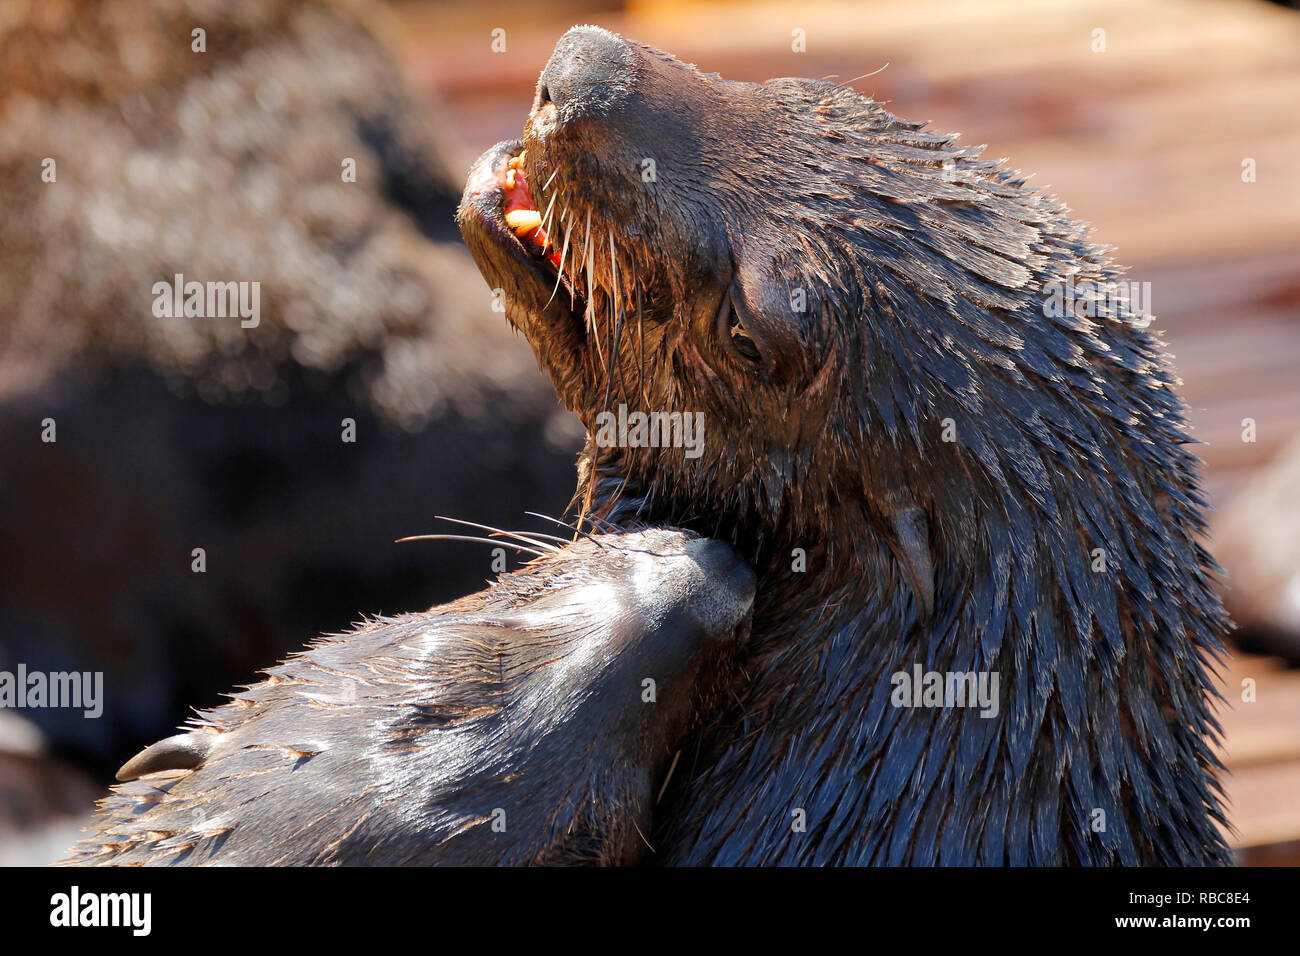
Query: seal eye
717,288,763,367
730,318,761,363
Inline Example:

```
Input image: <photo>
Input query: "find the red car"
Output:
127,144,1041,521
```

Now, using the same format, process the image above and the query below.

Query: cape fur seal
458,26,1233,865
61,528,754,865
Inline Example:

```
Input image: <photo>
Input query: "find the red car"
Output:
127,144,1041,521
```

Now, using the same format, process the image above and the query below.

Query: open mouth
501,150,561,271
459,139,590,344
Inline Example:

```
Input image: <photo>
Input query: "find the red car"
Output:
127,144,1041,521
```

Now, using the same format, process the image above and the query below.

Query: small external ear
889,505,935,622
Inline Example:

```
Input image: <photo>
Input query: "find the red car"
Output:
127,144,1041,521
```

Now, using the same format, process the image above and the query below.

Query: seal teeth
506,210,543,234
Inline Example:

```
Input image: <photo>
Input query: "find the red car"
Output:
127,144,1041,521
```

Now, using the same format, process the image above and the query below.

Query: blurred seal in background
0,0,580,804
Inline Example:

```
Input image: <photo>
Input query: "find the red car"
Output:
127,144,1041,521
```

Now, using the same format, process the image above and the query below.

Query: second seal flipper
116,732,215,782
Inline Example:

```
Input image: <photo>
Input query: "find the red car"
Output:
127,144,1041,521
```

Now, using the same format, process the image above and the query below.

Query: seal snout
682,537,756,639
537,25,635,120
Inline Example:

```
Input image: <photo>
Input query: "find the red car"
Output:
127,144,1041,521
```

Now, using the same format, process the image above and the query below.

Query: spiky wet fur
459,26,1234,865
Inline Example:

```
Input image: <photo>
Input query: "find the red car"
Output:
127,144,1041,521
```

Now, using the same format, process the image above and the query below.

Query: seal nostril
536,26,634,120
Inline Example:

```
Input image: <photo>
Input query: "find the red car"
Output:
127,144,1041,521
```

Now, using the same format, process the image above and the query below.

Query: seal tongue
503,152,561,268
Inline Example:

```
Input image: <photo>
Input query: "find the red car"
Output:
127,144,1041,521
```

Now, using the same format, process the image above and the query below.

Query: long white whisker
545,204,569,308
585,209,606,372
395,534,546,559
428,515,562,553
540,190,557,245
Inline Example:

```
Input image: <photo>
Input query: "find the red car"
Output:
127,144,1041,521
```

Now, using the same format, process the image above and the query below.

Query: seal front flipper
116,732,215,781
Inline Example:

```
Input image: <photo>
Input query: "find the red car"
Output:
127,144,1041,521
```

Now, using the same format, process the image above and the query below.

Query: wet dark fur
459,26,1234,865
60,529,754,866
